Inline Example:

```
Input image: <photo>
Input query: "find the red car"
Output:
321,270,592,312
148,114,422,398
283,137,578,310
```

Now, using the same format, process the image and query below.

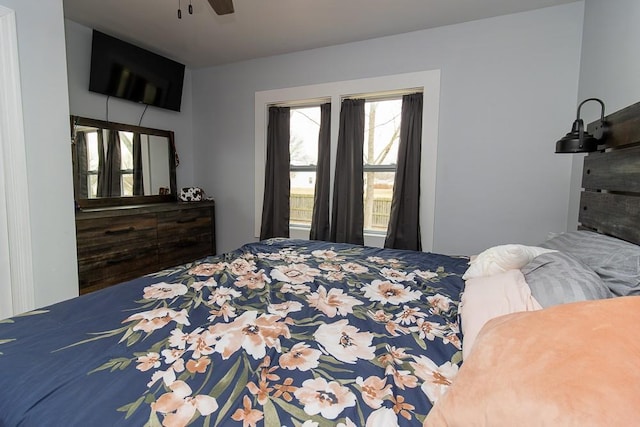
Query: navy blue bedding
0,239,467,426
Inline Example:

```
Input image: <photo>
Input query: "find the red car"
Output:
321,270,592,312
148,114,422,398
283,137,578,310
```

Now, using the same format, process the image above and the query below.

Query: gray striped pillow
540,231,640,296
521,251,613,307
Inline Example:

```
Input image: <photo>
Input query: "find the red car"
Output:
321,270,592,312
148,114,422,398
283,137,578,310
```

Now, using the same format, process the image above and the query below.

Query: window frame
255,70,441,250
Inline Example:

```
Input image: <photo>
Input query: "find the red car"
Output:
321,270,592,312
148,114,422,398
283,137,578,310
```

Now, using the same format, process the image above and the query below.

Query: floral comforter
0,239,467,427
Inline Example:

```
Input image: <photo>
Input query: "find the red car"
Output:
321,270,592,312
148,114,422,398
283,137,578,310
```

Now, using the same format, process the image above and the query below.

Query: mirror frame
71,116,177,209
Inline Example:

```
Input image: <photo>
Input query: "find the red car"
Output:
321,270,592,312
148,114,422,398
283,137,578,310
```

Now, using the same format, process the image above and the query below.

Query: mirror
71,116,177,208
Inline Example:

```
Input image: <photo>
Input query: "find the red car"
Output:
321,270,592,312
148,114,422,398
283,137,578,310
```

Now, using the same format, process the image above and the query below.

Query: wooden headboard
579,101,640,245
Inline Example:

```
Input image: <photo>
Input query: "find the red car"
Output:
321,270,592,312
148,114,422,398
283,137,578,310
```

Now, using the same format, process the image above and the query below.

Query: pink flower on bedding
294,377,356,419
143,282,188,300
136,352,161,372
278,342,321,372
306,285,363,318
234,269,271,289
324,271,346,282
229,258,256,276
340,262,369,274
426,294,453,314
362,280,422,305
271,263,321,285
386,365,419,390
311,249,344,261
318,262,341,271
208,310,291,360
410,355,458,403
188,262,227,277
152,380,218,427
355,375,392,409
231,395,264,427
208,303,237,322
186,329,216,359
123,308,190,332
314,320,375,364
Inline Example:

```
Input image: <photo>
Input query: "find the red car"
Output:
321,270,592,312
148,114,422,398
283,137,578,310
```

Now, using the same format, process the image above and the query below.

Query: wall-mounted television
89,30,185,112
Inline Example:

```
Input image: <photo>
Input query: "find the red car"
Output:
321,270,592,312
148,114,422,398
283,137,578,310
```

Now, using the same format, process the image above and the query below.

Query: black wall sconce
556,98,607,153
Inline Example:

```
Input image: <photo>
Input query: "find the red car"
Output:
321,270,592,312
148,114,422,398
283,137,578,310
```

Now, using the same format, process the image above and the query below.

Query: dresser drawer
78,246,158,294
76,214,157,257
157,206,214,267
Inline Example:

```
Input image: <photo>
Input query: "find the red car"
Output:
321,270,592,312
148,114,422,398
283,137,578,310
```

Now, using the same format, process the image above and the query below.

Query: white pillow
462,244,556,280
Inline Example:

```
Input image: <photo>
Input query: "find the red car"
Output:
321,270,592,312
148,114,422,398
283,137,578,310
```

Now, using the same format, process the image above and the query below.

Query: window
289,106,321,227
83,130,136,198
363,98,402,233
255,70,441,249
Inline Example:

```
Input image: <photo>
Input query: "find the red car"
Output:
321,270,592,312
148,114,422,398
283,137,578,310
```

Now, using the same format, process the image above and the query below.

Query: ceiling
63,0,577,69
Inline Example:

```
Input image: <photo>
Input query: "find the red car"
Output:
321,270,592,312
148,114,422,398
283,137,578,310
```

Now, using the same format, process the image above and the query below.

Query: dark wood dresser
75,201,216,294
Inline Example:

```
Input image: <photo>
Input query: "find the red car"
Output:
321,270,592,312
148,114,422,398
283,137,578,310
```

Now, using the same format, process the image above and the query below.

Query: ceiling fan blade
207,0,234,15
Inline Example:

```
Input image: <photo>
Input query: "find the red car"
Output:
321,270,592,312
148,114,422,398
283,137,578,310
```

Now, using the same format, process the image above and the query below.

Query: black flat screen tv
89,30,185,112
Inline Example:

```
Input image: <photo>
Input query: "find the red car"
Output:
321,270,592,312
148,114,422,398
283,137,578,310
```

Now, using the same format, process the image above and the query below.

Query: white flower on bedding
208,310,291,360
314,319,375,364
143,282,188,300
365,407,399,427
271,263,321,285
294,377,356,419
380,267,415,283
208,303,237,322
152,380,218,427
191,278,217,291
362,280,422,305
207,286,241,306
410,355,458,403
394,305,427,325
267,301,303,317
307,285,363,318
412,319,445,341
123,307,190,332
311,249,344,261
413,269,439,281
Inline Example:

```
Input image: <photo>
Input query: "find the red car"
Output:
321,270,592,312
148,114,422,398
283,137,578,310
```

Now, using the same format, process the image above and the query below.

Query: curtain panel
75,131,89,198
330,99,365,245
133,133,144,196
97,129,122,198
260,106,291,240
309,103,331,241
384,92,423,251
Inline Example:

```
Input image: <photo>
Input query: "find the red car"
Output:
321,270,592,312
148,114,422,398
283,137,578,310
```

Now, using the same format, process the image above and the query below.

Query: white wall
567,0,640,230
64,20,196,190
192,3,585,255
0,0,77,307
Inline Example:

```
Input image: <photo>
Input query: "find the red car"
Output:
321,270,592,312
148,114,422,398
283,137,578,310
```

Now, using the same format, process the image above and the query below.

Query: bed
2,101,639,427
0,239,469,426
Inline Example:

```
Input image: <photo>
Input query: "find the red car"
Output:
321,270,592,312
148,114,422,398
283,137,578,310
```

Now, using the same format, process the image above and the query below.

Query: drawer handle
105,227,135,235
176,218,197,224
106,255,135,265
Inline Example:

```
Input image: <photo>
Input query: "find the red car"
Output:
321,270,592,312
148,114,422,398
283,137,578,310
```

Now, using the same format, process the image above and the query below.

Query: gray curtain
330,99,365,245
260,106,290,240
75,131,89,198
384,92,423,250
133,133,144,196
309,103,331,241
97,129,121,197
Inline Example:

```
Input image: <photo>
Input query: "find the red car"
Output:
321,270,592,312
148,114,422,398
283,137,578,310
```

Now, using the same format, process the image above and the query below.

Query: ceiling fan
207,0,234,15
